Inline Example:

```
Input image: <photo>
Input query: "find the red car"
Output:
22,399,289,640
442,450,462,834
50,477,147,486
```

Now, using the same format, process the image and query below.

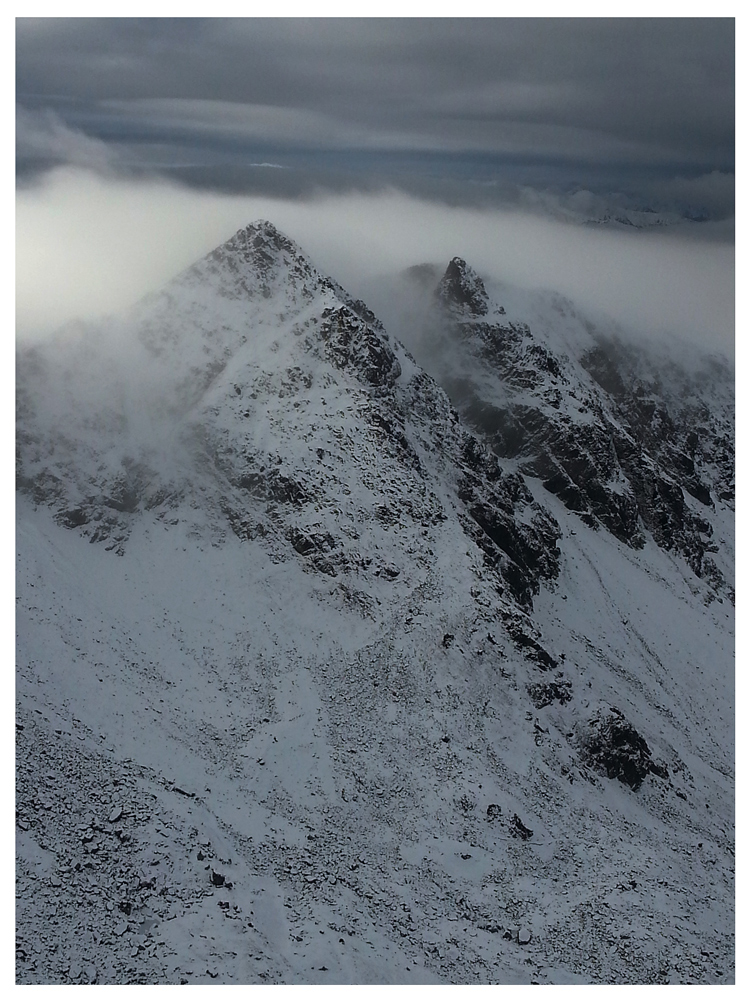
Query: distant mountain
16,222,734,985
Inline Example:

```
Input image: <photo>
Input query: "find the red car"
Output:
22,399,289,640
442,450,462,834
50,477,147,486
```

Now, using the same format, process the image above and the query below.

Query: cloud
644,171,736,220
16,19,734,233
98,97,452,153
15,167,733,360
75,90,701,168
16,107,116,171
17,18,734,177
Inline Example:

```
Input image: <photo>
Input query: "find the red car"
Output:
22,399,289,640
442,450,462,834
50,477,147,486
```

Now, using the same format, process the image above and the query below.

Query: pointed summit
436,257,490,316
217,219,303,265
172,218,332,305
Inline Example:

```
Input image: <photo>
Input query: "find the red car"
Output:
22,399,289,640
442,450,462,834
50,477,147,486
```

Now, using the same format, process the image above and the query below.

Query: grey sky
14,17,735,358
16,18,735,216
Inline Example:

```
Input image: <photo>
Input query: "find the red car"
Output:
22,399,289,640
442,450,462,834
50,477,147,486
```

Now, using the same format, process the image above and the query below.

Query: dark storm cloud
17,17,734,189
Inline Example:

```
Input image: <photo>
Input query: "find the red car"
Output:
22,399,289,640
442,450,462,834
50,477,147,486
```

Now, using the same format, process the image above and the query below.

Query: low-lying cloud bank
16,166,734,358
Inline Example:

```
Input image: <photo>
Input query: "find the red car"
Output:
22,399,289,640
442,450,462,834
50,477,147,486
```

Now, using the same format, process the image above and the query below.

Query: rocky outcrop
422,260,734,597
576,708,668,791
455,434,560,607
436,257,494,317
319,305,402,388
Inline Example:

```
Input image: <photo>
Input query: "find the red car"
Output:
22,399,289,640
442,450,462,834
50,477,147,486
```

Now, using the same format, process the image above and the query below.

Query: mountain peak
223,218,297,256
166,217,334,310
211,218,309,273
436,257,490,316
15,218,735,985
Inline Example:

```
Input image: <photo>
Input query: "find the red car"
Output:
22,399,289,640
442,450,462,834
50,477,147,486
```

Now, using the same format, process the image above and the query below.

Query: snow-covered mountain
16,221,734,984
390,256,734,600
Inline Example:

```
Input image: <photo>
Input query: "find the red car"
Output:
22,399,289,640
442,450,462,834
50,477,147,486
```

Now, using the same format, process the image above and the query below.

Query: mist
16,166,734,358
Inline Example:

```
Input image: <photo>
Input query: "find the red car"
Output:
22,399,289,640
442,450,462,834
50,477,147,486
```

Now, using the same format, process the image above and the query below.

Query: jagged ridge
410,259,734,601
16,221,560,609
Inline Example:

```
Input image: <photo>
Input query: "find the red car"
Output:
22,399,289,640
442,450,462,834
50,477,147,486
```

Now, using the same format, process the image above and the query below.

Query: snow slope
16,222,734,984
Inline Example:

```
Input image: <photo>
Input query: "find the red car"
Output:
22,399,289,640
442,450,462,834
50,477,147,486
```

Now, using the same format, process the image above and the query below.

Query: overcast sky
17,17,735,216
14,17,735,357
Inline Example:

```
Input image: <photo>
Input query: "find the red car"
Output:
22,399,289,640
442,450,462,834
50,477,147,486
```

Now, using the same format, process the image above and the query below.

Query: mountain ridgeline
16,222,733,608
403,255,733,600
17,221,563,610
16,222,734,984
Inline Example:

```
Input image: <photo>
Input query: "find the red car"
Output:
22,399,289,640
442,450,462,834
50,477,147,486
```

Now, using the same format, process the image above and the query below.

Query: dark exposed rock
457,794,475,814
221,502,268,542
319,306,401,388
425,264,733,595
236,470,309,506
436,258,492,317
527,679,572,709
577,708,666,791
13,223,565,616
58,508,90,529
346,298,388,337
144,486,182,511
367,410,423,472
457,454,561,608
510,814,533,840
486,803,502,821
649,760,670,780
375,564,400,580
104,480,140,514
172,786,194,798
583,341,730,522
467,500,557,606
501,614,558,670
375,504,399,525
287,528,337,557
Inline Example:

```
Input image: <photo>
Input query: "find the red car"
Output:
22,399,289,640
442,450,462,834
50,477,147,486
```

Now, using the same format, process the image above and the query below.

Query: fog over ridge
16,166,734,359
